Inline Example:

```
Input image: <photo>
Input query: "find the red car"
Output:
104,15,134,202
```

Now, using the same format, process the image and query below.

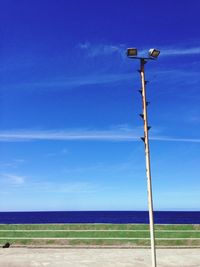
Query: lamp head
149,48,160,58
127,48,138,57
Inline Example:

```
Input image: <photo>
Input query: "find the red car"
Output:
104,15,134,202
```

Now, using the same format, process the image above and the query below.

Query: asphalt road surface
0,248,200,267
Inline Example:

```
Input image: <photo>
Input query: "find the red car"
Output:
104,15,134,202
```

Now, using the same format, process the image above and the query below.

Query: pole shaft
140,59,157,267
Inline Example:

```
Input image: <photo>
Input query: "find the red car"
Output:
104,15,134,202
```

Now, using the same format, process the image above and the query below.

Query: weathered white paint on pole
140,58,157,267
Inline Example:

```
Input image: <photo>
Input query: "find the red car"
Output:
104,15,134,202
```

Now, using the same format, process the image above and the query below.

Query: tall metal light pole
127,48,160,267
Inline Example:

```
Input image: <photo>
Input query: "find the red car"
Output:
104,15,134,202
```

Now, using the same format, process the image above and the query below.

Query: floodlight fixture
149,48,160,58
127,48,137,57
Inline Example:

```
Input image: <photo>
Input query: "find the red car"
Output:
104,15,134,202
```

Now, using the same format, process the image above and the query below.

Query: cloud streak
12,73,133,92
79,42,200,57
0,128,199,143
5,43,200,92
161,47,200,56
0,128,140,142
0,173,97,193
78,42,126,57
0,173,26,185
28,181,97,194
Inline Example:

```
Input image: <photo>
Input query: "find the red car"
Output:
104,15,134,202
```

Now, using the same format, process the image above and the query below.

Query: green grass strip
0,224,199,231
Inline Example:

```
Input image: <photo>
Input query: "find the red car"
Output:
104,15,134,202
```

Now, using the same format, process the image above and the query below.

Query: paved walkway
0,248,200,267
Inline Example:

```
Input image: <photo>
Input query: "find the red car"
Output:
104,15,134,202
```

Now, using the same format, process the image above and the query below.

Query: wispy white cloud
161,47,200,56
0,159,25,169
139,46,200,57
29,181,96,194
15,73,133,91
0,173,97,193
79,41,200,58
44,148,69,158
0,169,98,193
6,43,200,92
151,136,200,143
63,160,141,177
0,127,199,143
0,126,141,142
0,173,26,185
78,42,126,57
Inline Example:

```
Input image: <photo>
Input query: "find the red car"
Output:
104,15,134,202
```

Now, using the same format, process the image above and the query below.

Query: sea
0,211,200,224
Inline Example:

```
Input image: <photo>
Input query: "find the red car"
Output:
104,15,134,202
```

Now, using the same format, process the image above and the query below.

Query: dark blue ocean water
0,211,200,224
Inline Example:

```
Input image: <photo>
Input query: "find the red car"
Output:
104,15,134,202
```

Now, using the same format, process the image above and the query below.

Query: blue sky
0,0,200,211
